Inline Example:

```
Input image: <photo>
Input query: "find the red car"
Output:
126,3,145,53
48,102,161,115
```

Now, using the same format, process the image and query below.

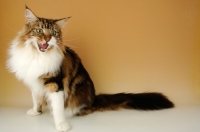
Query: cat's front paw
27,109,42,116
56,122,70,132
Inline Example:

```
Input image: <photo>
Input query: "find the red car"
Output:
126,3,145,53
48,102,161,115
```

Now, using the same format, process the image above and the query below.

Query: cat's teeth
38,43,49,52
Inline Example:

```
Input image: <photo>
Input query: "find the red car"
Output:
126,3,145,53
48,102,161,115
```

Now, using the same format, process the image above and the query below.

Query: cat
7,6,174,132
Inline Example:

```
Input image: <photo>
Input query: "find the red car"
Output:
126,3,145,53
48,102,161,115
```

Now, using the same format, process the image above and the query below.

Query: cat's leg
27,90,43,116
48,91,70,132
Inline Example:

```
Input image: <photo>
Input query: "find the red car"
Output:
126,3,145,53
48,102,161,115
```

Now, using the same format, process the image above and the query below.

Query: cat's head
21,7,70,53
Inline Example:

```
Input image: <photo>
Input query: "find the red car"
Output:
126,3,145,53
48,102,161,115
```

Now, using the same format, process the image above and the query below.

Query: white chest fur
7,36,63,89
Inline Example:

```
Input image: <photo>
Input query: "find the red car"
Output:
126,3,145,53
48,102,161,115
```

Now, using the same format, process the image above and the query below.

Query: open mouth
37,43,49,52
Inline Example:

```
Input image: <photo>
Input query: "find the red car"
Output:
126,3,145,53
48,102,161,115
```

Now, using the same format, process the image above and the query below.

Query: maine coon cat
7,7,174,132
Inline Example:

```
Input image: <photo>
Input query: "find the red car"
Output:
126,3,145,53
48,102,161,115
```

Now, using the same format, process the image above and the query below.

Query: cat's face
22,7,69,53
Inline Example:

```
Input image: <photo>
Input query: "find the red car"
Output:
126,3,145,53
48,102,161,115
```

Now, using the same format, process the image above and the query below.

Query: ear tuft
55,17,71,28
25,8,38,23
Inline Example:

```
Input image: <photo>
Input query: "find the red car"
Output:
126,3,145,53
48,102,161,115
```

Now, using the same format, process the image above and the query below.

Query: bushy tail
92,92,174,111
76,92,174,116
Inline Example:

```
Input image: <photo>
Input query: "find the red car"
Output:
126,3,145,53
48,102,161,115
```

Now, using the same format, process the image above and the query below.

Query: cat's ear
55,17,71,28
25,7,38,23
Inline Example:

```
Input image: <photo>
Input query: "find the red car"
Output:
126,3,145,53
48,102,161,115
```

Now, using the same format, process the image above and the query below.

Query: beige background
0,0,199,108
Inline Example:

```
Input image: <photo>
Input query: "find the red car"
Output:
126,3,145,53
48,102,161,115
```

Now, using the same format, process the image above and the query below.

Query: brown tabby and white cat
7,7,174,132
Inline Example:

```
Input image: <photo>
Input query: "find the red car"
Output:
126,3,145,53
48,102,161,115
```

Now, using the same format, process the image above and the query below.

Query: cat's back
61,47,81,74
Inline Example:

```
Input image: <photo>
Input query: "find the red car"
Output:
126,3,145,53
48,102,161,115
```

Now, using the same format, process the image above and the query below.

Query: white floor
0,105,200,132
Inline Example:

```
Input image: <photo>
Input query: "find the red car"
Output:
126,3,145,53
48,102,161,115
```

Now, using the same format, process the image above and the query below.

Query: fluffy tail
77,92,174,116
92,92,174,111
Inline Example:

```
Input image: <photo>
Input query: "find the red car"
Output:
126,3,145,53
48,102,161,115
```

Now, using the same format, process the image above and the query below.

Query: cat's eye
36,29,43,34
50,30,58,36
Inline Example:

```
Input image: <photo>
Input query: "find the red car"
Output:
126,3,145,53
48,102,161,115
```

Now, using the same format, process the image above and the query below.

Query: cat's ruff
7,36,63,83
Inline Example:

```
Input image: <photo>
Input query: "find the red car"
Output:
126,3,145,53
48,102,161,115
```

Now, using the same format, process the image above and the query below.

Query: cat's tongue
39,43,49,52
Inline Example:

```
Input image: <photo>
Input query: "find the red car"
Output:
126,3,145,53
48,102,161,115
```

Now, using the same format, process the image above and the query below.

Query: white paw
56,122,70,132
26,109,41,116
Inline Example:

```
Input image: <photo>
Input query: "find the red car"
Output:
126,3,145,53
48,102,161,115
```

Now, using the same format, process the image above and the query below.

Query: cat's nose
44,35,51,42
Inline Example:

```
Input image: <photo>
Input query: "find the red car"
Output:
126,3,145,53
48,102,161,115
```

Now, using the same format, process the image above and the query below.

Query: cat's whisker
0,21,18,33
60,42,79,49
0,38,14,41
62,36,82,42
62,30,68,37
